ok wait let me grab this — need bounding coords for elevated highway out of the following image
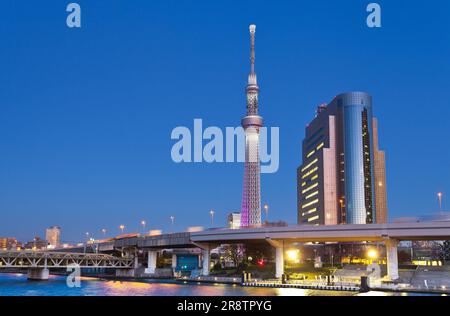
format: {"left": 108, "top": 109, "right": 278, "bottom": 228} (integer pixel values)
{"left": 190, "top": 222, "right": 450, "bottom": 243}
{"left": 56, "top": 222, "right": 450, "bottom": 281}
{"left": 190, "top": 222, "right": 450, "bottom": 280}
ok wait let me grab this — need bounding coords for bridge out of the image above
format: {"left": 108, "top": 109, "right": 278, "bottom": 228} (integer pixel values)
{"left": 50, "top": 221, "right": 450, "bottom": 282}
{"left": 189, "top": 221, "right": 450, "bottom": 280}
{"left": 0, "top": 251, "right": 135, "bottom": 280}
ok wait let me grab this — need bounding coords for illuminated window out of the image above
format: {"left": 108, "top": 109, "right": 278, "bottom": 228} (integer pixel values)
{"left": 301, "top": 167, "right": 318, "bottom": 179}
{"left": 316, "top": 142, "right": 324, "bottom": 150}
{"left": 301, "top": 158, "right": 318, "bottom": 173}
{"left": 311, "top": 174, "right": 319, "bottom": 181}
{"left": 308, "top": 215, "right": 319, "bottom": 222}
{"left": 301, "top": 182, "right": 307, "bottom": 187}
{"left": 301, "top": 198, "right": 319, "bottom": 209}
{"left": 302, "top": 183, "right": 318, "bottom": 194}
{"left": 306, "top": 149, "right": 315, "bottom": 158}
{"left": 305, "top": 190, "right": 319, "bottom": 200}
{"left": 301, "top": 208, "right": 317, "bottom": 216}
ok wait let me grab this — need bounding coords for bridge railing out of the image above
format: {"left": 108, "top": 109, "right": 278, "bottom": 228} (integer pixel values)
{"left": 0, "top": 251, "right": 134, "bottom": 269}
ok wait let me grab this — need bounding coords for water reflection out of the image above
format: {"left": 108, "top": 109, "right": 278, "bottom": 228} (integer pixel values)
{"left": 0, "top": 274, "right": 433, "bottom": 296}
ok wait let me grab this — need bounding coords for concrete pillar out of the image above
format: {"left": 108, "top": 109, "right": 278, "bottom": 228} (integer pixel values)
{"left": 115, "top": 269, "right": 136, "bottom": 278}
{"left": 275, "top": 246, "right": 284, "bottom": 279}
{"left": 266, "top": 238, "right": 284, "bottom": 279}
{"left": 385, "top": 239, "right": 399, "bottom": 281}
{"left": 171, "top": 254, "right": 177, "bottom": 269}
{"left": 145, "top": 250, "right": 157, "bottom": 274}
{"left": 201, "top": 245, "right": 210, "bottom": 276}
{"left": 27, "top": 268, "right": 49, "bottom": 280}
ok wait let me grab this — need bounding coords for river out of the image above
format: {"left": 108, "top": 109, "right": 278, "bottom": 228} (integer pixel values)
{"left": 0, "top": 273, "right": 434, "bottom": 296}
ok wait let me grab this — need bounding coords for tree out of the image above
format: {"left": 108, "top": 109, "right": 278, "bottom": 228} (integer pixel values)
{"left": 223, "top": 244, "right": 245, "bottom": 267}
{"left": 245, "top": 243, "right": 274, "bottom": 263}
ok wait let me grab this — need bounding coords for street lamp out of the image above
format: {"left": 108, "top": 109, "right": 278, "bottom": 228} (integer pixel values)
{"left": 210, "top": 210, "right": 215, "bottom": 226}
{"left": 339, "top": 198, "right": 345, "bottom": 219}
{"left": 367, "top": 248, "right": 378, "bottom": 263}
{"left": 84, "top": 232, "right": 90, "bottom": 254}
{"left": 286, "top": 249, "right": 300, "bottom": 263}
{"left": 438, "top": 192, "right": 443, "bottom": 213}
{"left": 141, "top": 220, "right": 146, "bottom": 234}
{"left": 170, "top": 216, "right": 175, "bottom": 232}
{"left": 119, "top": 225, "right": 125, "bottom": 234}
{"left": 101, "top": 228, "right": 107, "bottom": 238}
{"left": 263, "top": 204, "right": 269, "bottom": 223}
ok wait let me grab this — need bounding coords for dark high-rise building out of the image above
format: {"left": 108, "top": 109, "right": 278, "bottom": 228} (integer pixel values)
{"left": 297, "top": 92, "right": 388, "bottom": 225}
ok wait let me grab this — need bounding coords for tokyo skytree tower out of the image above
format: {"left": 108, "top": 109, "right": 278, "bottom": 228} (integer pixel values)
{"left": 240, "top": 24, "right": 263, "bottom": 228}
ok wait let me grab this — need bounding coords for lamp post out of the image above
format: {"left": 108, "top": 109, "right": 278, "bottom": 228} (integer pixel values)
{"left": 263, "top": 204, "right": 269, "bottom": 223}
{"left": 141, "top": 220, "right": 146, "bottom": 234}
{"left": 119, "top": 225, "right": 125, "bottom": 234}
{"left": 210, "top": 210, "right": 215, "bottom": 227}
{"left": 339, "top": 198, "right": 345, "bottom": 221}
{"left": 438, "top": 192, "right": 443, "bottom": 213}
{"left": 84, "top": 232, "right": 89, "bottom": 254}
{"left": 170, "top": 216, "right": 175, "bottom": 233}
{"left": 101, "top": 228, "right": 107, "bottom": 238}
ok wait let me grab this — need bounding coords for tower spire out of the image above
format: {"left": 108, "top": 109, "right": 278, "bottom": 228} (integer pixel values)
{"left": 248, "top": 24, "right": 257, "bottom": 87}
{"left": 249, "top": 24, "right": 256, "bottom": 74}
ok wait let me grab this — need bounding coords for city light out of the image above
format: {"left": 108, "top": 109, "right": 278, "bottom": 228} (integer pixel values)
{"left": 170, "top": 216, "right": 175, "bottom": 233}
{"left": 438, "top": 192, "right": 443, "bottom": 212}
{"left": 209, "top": 210, "right": 215, "bottom": 226}
{"left": 367, "top": 249, "right": 378, "bottom": 260}
{"left": 264, "top": 204, "right": 269, "bottom": 222}
{"left": 119, "top": 225, "right": 125, "bottom": 234}
{"left": 286, "top": 249, "right": 300, "bottom": 263}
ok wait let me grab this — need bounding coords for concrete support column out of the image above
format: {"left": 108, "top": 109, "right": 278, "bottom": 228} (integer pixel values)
{"left": 275, "top": 246, "right": 284, "bottom": 279}
{"left": 201, "top": 245, "right": 211, "bottom": 276}
{"left": 115, "top": 268, "right": 136, "bottom": 278}
{"left": 266, "top": 238, "right": 284, "bottom": 279}
{"left": 145, "top": 250, "right": 157, "bottom": 274}
{"left": 171, "top": 253, "right": 177, "bottom": 269}
{"left": 27, "top": 268, "right": 49, "bottom": 280}
{"left": 385, "top": 239, "right": 399, "bottom": 281}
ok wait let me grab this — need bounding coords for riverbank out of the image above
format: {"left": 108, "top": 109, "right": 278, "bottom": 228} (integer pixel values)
{"left": 1, "top": 271, "right": 447, "bottom": 296}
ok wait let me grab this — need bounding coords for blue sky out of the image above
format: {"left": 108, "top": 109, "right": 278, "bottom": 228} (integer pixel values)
{"left": 0, "top": 0, "right": 449, "bottom": 242}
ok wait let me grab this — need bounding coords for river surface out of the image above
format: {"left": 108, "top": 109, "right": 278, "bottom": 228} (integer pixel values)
{"left": 0, "top": 273, "right": 435, "bottom": 296}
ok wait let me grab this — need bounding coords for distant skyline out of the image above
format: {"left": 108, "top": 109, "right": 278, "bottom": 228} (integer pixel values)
{"left": 0, "top": 1, "right": 449, "bottom": 242}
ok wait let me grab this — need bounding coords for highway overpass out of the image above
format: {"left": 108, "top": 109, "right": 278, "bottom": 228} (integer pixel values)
{"left": 77, "top": 221, "right": 450, "bottom": 281}
{"left": 189, "top": 222, "right": 450, "bottom": 280}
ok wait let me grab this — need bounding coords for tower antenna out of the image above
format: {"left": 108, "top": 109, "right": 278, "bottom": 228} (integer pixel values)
{"left": 249, "top": 24, "right": 256, "bottom": 74}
